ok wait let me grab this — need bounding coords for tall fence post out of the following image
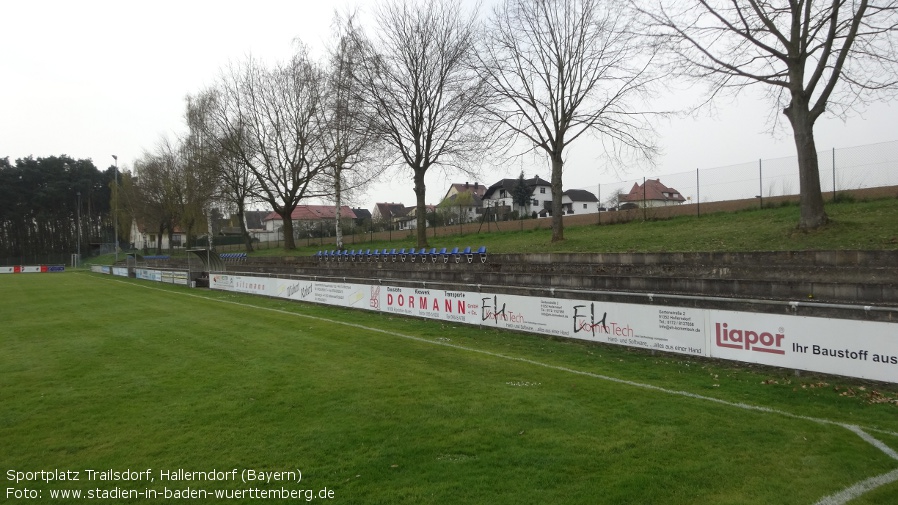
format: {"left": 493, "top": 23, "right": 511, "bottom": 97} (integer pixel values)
{"left": 758, "top": 159, "right": 763, "bottom": 209}
{"left": 642, "top": 177, "right": 647, "bottom": 221}
{"left": 832, "top": 147, "right": 836, "bottom": 200}
{"left": 696, "top": 168, "right": 700, "bottom": 217}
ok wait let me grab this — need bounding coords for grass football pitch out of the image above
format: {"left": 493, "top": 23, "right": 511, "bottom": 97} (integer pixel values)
{"left": 2, "top": 273, "right": 898, "bottom": 504}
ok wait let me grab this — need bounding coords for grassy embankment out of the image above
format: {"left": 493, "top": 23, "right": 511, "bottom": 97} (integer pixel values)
{"left": 87, "top": 197, "right": 898, "bottom": 266}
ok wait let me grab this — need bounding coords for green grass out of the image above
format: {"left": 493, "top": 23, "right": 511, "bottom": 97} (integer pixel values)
{"left": 85, "top": 197, "right": 898, "bottom": 266}
{"left": 280, "top": 197, "right": 898, "bottom": 255}
{"left": 2, "top": 273, "right": 898, "bottom": 504}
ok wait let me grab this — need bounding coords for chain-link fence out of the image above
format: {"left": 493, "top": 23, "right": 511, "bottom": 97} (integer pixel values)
{"left": 574, "top": 139, "right": 898, "bottom": 209}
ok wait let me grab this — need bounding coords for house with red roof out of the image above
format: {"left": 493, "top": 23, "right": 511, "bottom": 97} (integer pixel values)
{"left": 619, "top": 179, "right": 686, "bottom": 208}
{"left": 372, "top": 202, "right": 411, "bottom": 230}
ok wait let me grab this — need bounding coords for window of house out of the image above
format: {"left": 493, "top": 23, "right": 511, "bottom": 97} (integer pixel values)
{"left": 171, "top": 235, "right": 182, "bottom": 247}
{"left": 583, "top": 203, "right": 587, "bottom": 209}
{"left": 532, "top": 199, "right": 539, "bottom": 206}
{"left": 500, "top": 190, "right": 506, "bottom": 198}
{"left": 540, "top": 187, "right": 546, "bottom": 194}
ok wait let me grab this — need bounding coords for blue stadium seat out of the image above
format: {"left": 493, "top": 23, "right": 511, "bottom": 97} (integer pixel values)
{"left": 477, "top": 246, "right": 487, "bottom": 263}
{"left": 430, "top": 247, "right": 440, "bottom": 263}
{"left": 399, "top": 248, "right": 408, "bottom": 262}
{"left": 389, "top": 248, "right": 398, "bottom": 262}
{"left": 462, "top": 246, "right": 473, "bottom": 263}
{"left": 409, "top": 248, "right": 417, "bottom": 262}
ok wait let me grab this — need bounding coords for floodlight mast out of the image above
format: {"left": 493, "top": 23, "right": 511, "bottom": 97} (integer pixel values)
{"left": 76, "top": 191, "right": 81, "bottom": 267}
{"left": 112, "top": 155, "right": 118, "bottom": 263}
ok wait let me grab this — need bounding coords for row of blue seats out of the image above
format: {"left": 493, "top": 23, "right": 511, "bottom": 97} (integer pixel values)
{"left": 220, "top": 252, "right": 247, "bottom": 261}
{"left": 316, "top": 246, "right": 487, "bottom": 264}
{"left": 144, "top": 255, "right": 170, "bottom": 260}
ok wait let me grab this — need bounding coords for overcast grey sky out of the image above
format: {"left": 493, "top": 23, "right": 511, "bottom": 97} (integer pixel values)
{"left": 3, "top": 0, "right": 896, "bottom": 210}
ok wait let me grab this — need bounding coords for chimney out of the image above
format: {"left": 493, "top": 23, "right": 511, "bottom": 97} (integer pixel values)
{"left": 465, "top": 182, "right": 469, "bottom": 188}
{"left": 474, "top": 182, "right": 478, "bottom": 189}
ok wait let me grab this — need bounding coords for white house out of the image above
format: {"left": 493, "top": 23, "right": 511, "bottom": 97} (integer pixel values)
{"left": 129, "top": 219, "right": 187, "bottom": 252}
{"left": 397, "top": 205, "right": 436, "bottom": 230}
{"left": 439, "top": 182, "right": 486, "bottom": 223}
{"left": 261, "top": 205, "right": 358, "bottom": 240}
{"left": 482, "top": 176, "right": 553, "bottom": 218}
{"left": 562, "top": 189, "right": 600, "bottom": 215}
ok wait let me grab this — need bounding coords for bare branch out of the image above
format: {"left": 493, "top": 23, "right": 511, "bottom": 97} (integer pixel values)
{"left": 478, "top": 0, "right": 664, "bottom": 241}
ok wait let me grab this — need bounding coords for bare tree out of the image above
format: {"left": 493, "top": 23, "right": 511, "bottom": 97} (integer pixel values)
{"left": 208, "top": 49, "right": 332, "bottom": 250}
{"left": 354, "top": 0, "right": 490, "bottom": 247}
{"left": 478, "top": 0, "right": 662, "bottom": 242}
{"left": 319, "top": 12, "right": 385, "bottom": 249}
{"left": 188, "top": 89, "right": 261, "bottom": 252}
{"left": 637, "top": 0, "right": 898, "bottom": 230}
{"left": 129, "top": 143, "right": 179, "bottom": 252}
{"left": 180, "top": 98, "right": 221, "bottom": 248}
{"left": 217, "top": 147, "right": 261, "bottom": 252}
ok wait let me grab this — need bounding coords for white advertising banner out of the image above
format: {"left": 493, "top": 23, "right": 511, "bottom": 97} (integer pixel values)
{"left": 381, "top": 286, "right": 477, "bottom": 323}
{"left": 160, "top": 270, "right": 188, "bottom": 285}
{"left": 709, "top": 310, "right": 898, "bottom": 383}
{"left": 311, "top": 281, "right": 374, "bottom": 310}
{"left": 272, "top": 278, "right": 315, "bottom": 302}
{"left": 3, "top": 266, "right": 64, "bottom": 274}
{"left": 136, "top": 269, "right": 163, "bottom": 282}
{"left": 210, "top": 274, "right": 275, "bottom": 295}
{"left": 474, "top": 292, "right": 708, "bottom": 356}
{"left": 112, "top": 267, "right": 129, "bottom": 277}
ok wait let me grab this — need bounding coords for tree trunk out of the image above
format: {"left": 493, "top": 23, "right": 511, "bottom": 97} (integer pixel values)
{"left": 414, "top": 168, "right": 428, "bottom": 248}
{"left": 281, "top": 213, "right": 296, "bottom": 250}
{"left": 784, "top": 100, "right": 829, "bottom": 230}
{"left": 156, "top": 224, "right": 164, "bottom": 254}
{"left": 236, "top": 203, "right": 254, "bottom": 253}
{"left": 550, "top": 154, "right": 565, "bottom": 242}
{"left": 334, "top": 166, "right": 344, "bottom": 250}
